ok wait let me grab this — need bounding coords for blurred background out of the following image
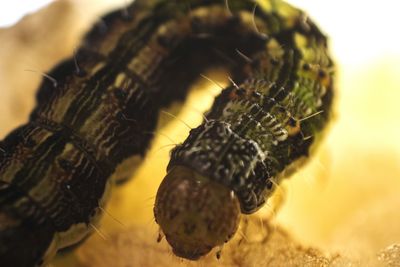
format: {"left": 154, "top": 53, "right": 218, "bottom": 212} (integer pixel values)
{"left": 0, "top": 0, "right": 399, "bottom": 266}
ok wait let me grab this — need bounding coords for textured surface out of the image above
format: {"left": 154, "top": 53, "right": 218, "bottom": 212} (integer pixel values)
{"left": 78, "top": 217, "right": 352, "bottom": 267}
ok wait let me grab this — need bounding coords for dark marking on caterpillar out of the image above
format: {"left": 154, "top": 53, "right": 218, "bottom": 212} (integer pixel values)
{"left": 0, "top": 0, "right": 334, "bottom": 266}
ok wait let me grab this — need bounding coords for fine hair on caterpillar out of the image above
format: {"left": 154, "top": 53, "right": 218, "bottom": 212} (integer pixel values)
{"left": 0, "top": 0, "right": 334, "bottom": 266}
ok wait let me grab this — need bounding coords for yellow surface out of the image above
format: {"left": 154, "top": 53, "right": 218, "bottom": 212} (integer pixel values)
{"left": 1, "top": 1, "right": 400, "bottom": 266}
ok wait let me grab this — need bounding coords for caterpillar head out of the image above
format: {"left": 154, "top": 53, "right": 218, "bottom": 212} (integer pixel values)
{"left": 154, "top": 165, "right": 241, "bottom": 260}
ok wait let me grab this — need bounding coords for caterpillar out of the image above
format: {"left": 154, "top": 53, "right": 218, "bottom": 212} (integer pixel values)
{"left": 0, "top": 0, "right": 334, "bottom": 266}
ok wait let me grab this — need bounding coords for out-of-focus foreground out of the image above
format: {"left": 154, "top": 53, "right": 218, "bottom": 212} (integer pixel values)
{"left": 0, "top": 1, "right": 399, "bottom": 266}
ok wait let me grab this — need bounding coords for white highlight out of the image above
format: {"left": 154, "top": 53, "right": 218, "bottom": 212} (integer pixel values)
{"left": 287, "top": 0, "right": 400, "bottom": 65}
{"left": 0, "top": 1, "right": 54, "bottom": 27}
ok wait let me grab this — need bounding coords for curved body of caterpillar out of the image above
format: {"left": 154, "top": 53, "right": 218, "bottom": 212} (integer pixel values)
{"left": 0, "top": 0, "right": 334, "bottom": 266}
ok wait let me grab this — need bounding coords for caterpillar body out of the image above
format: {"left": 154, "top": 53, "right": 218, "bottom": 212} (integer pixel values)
{"left": 0, "top": 0, "right": 334, "bottom": 266}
